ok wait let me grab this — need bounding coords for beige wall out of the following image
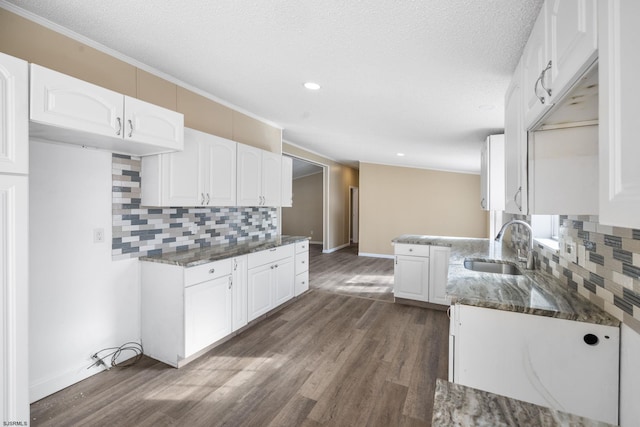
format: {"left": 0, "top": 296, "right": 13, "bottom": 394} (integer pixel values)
{"left": 0, "top": 8, "right": 281, "bottom": 153}
{"left": 359, "top": 163, "right": 488, "bottom": 256}
{"left": 283, "top": 143, "right": 359, "bottom": 251}
{"left": 282, "top": 173, "right": 323, "bottom": 242}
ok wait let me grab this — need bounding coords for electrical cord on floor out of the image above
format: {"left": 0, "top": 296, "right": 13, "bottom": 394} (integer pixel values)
{"left": 87, "top": 341, "right": 144, "bottom": 370}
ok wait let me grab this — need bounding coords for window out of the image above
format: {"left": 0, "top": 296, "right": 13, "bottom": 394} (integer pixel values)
{"left": 531, "top": 215, "right": 560, "bottom": 251}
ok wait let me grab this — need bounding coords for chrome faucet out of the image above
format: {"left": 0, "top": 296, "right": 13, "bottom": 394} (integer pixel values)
{"left": 495, "top": 219, "right": 535, "bottom": 270}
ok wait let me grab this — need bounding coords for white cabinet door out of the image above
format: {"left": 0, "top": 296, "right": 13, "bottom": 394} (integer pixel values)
{"left": 0, "top": 52, "right": 28, "bottom": 175}
{"left": 452, "top": 304, "right": 619, "bottom": 424}
{"left": 504, "top": 61, "right": 527, "bottom": 214}
{"left": 281, "top": 156, "right": 293, "bottom": 207}
{"left": 232, "top": 255, "right": 248, "bottom": 331}
{"left": 202, "top": 134, "right": 236, "bottom": 206}
{"left": 480, "top": 135, "right": 505, "bottom": 211}
{"left": 261, "top": 151, "right": 282, "bottom": 206}
{"left": 547, "top": 0, "right": 598, "bottom": 102}
{"left": 247, "top": 263, "right": 273, "bottom": 321}
{"left": 522, "top": 6, "right": 550, "bottom": 128}
{"left": 599, "top": 0, "right": 640, "bottom": 229}
{"left": 124, "top": 96, "right": 184, "bottom": 152}
{"left": 273, "top": 256, "right": 295, "bottom": 307}
{"left": 30, "top": 64, "right": 124, "bottom": 139}
{"left": 428, "top": 246, "right": 451, "bottom": 306}
{"left": 394, "top": 255, "right": 429, "bottom": 302}
{"left": 237, "top": 144, "right": 262, "bottom": 206}
{"left": 184, "top": 275, "right": 232, "bottom": 357}
{"left": 0, "top": 175, "right": 29, "bottom": 424}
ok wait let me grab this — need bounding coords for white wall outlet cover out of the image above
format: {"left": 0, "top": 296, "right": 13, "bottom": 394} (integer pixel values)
{"left": 93, "top": 228, "right": 105, "bottom": 243}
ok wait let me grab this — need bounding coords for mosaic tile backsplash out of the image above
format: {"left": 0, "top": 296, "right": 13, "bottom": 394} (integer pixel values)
{"left": 510, "top": 214, "right": 640, "bottom": 334}
{"left": 112, "top": 154, "right": 278, "bottom": 260}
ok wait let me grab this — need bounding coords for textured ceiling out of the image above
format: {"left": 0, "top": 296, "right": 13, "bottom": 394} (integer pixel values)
{"left": 4, "top": 0, "right": 543, "bottom": 173}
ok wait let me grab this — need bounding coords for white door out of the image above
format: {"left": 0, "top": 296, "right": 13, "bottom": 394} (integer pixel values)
{"left": 598, "top": 0, "right": 640, "bottom": 229}
{"left": 504, "top": 61, "right": 527, "bottom": 214}
{"left": 394, "top": 255, "right": 429, "bottom": 302}
{"left": 262, "top": 151, "right": 282, "bottom": 206}
{"left": 0, "top": 175, "right": 29, "bottom": 423}
{"left": 124, "top": 96, "right": 184, "bottom": 153}
{"left": 237, "top": 144, "right": 262, "bottom": 206}
{"left": 184, "top": 276, "right": 232, "bottom": 357}
{"left": 547, "top": 0, "right": 598, "bottom": 101}
{"left": 30, "top": 64, "right": 124, "bottom": 139}
{"left": 163, "top": 130, "right": 200, "bottom": 206}
{"left": 231, "top": 256, "right": 248, "bottom": 332}
{"left": 202, "top": 134, "right": 236, "bottom": 206}
{"left": 273, "top": 257, "right": 295, "bottom": 307}
{"left": 0, "top": 52, "right": 28, "bottom": 174}
{"left": 429, "top": 246, "right": 451, "bottom": 306}
{"left": 281, "top": 156, "right": 293, "bottom": 207}
{"left": 247, "top": 263, "right": 273, "bottom": 321}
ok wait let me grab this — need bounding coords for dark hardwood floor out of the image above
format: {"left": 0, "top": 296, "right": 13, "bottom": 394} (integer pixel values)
{"left": 31, "top": 246, "right": 449, "bottom": 427}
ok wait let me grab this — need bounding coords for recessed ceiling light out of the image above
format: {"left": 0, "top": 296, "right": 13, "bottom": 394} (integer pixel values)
{"left": 304, "top": 82, "right": 321, "bottom": 90}
{"left": 397, "top": 153, "right": 405, "bottom": 157}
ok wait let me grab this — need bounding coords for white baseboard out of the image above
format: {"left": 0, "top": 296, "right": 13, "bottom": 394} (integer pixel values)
{"left": 322, "top": 243, "right": 350, "bottom": 254}
{"left": 358, "top": 252, "right": 394, "bottom": 259}
{"left": 310, "top": 240, "right": 323, "bottom": 245}
{"left": 30, "top": 359, "right": 106, "bottom": 403}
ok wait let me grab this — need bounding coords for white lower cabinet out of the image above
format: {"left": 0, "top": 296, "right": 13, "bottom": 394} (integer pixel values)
{"left": 141, "top": 258, "right": 233, "bottom": 367}
{"left": 247, "top": 244, "right": 295, "bottom": 322}
{"left": 231, "top": 255, "right": 248, "bottom": 332}
{"left": 449, "top": 304, "right": 619, "bottom": 424}
{"left": 184, "top": 274, "right": 232, "bottom": 357}
{"left": 294, "top": 240, "right": 310, "bottom": 296}
{"left": 393, "top": 244, "right": 450, "bottom": 305}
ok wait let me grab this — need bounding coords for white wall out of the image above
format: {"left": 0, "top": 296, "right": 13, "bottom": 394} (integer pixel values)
{"left": 29, "top": 140, "right": 139, "bottom": 402}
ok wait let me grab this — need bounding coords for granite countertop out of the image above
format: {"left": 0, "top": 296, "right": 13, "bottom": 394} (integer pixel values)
{"left": 392, "top": 235, "right": 619, "bottom": 326}
{"left": 139, "top": 235, "right": 309, "bottom": 267}
{"left": 431, "top": 379, "right": 615, "bottom": 427}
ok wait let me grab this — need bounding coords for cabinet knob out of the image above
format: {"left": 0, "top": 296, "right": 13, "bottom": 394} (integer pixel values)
{"left": 209, "top": 268, "right": 215, "bottom": 274}
{"left": 301, "top": 261, "right": 305, "bottom": 264}
{"left": 409, "top": 248, "right": 413, "bottom": 252}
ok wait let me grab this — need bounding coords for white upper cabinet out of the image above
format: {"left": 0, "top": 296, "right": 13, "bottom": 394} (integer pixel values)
{"left": 30, "top": 64, "right": 183, "bottom": 156}
{"left": 281, "top": 156, "right": 293, "bottom": 208}
{"left": 504, "top": 61, "right": 528, "bottom": 215}
{"left": 0, "top": 52, "right": 28, "bottom": 175}
{"left": 480, "top": 135, "right": 505, "bottom": 211}
{"left": 141, "top": 128, "right": 236, "bottom": 207}
{"left": 237, "top": 143, "right": 281, "bottom": 207}
{"left": 599, "top": 0, "right": 640, "bottom": 229}
{"left": 523, "top": 0, "right": 598, "bottom": 129}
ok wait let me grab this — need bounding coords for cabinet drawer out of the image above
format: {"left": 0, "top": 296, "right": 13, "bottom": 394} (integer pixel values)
{"left": 248, "top": 244, "right": 295, "bottom": 269}
{"left": 184, "top": 259, "right": 233, "bottom": 287}
{"left": 295, "top": 240, "right": 309, "bottom": 253}
{"left": 295, "top": 271, "right": 309, "bottom": 296}
{"left": 394, "top": 244, "right": 430, "bottom": 257}
{"left": 295, "top": 252, "right": 309, "bottom": 275}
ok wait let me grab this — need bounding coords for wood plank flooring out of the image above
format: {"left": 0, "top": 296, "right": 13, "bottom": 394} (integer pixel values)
{"left": 30, "top": 246, "right": 449, "bottom": 427}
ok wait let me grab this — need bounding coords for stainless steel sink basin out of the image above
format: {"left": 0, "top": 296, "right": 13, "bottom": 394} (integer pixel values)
{"left": 463, "top": 259, "right": 522, "bottom": 275}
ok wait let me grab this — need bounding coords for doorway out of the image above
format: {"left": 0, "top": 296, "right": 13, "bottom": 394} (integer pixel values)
{"left": 350, "top": 186, "right": 359, "bottom": 244}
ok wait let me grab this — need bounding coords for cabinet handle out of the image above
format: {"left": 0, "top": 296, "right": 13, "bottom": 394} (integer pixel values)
{"left": 234, "top": 260, "right": 237, "bottom": 271}
{"left": 514, "top": 186, "right": 522, "bottom": 212}
{"left": 116, "top": 117, "right": 122, "bottom": 136}
{"left": 228, "top": 276, "right": 232, "bottom": 289}
{"left": 206, "top": 193, "right": 210, "bottom": 205}
{"left": 209, "top": 268, "right": 215, "bottom": 274}
{"left": 395, "top": 256, "right": 398, "bottom": 265}
{"left": 128, "top": 119, "right": 134, "bottom": 137}
{"left": 480, "top": 198, "right": 486, "bottom": 209}
{"left": 269, "top": 248, "right": 277, "bottom": 252}
{"left": 534, "top": 61, "right": 552, "bottom": 105}
{"left": 446, "top": 306, "right": 451, "bottom": 319}
{"left": 201, "top": 193, "right": 205, "bottom": 205}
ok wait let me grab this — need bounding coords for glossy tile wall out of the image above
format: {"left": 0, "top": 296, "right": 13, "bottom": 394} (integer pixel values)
{"left": 112, "top": 154, "right": 278, "bottom": 260}
{"left": 510, "top": 214, "right": 640, "bottom": 334}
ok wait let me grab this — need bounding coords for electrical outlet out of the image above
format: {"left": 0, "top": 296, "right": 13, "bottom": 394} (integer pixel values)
{"left": 189, "top": 224, "right": 199, "bottom": 235}
{"left": 565, "top": 242, "right": 577, "bottom": 263}
{"left": 93, "top": 228, "right": 104, "bottom": 243}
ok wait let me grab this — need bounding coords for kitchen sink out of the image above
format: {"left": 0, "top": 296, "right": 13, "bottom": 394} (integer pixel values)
{"left": 463, "top": 259, "right": 522, "bottom": 275}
